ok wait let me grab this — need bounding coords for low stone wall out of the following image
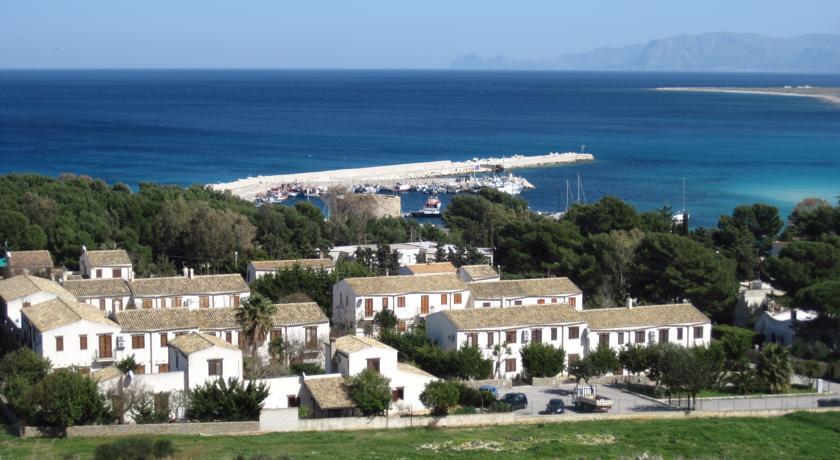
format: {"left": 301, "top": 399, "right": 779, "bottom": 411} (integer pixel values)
{"left": 267, "top": 412, "right": 515, "bottom": 433}
{"left": 531, "top": 377, "right": 572, "bottom": 386}
{"left": 459, "top": 379, "right": 512, "bottom": 390}
{"left": 19, "top": 421, "right": 261, "bottom": 439}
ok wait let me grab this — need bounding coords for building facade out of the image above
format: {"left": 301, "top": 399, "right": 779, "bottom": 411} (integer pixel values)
{"left": 80, "top": 249, "right": 134, "bottom": 280}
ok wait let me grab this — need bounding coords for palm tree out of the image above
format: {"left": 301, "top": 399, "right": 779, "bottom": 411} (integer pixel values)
{"left": 236, "top": 293, "right": 277, "bottom": 358}
{"left": 758, "top": 343, "right": 792, "bottom": 394}
{"left": 268, "top": 337, "right": 286, "bottom": 365}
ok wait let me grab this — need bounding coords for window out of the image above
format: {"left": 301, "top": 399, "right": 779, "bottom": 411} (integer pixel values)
{"left": 134, "top": 364, "right": 145, "bottom": 374}
{"left": 132, "top": 335, "right": 145, "bottom": 349}
{"left": 487, "top": 332, "right": 494, "bottom": 346}
{"left": 618, "top": 332, "right": 625, "bottom": 345}
{"left": 569, "top": 327, "right": 580, "bottom": 339}
{"left": 142, "top": 299, "right": 152, "bottom": 309}
{"left": 160, "top": 333, "right": 168, "bottom": 347}
{"left": 567, "top": 353, "right": 580, "bottom": 365}
{"left": 599, "top": 333, "right": 609, "bottom": 347}
{"left": 232, "top": 295, "right": 241, "bottom": 307}
{"left": 287, "top": 395, "right": 301, "bottom": 407}
{"left": 551, "top": 328, "right": 558, "bottom": 341}
{"left": 79, "top": 334, "right": 88, "bottom": 350}
{"left": 305, "top": 327, "right": 318, "bottom": 349}
{"left": 173, "top": 297, "right": 182, "bottom": 308}
{"left": 226, "top": 331, "right": 233, "bottom": 343}
{"left": 659, "top": 329, "right": 669, "bottom": 343}
{"left": 112, "top": 268, "right": 121, "bottom": 278}
{"left": 635, "top": 331, "right": 646, "bottom": 343}
{"left": 399, "top": 320, "right": 407, "bottom": 332}
{"left": 200, "top": 296, "right": 210, "bottom": 309}
{"left": 238, "top": 332, "right": 246, "bottom": 349}
{"left": 99, "top": 298, "right": 106, "bottom": 311}
{"left": 693, "top": 326, "right": 704, "bottom": 339}
{"left": 505, "top": 330, "right": 517, "bottom": 344}
{"left": 551, "top": 297, "right": 558, "bottom": 304}
{"left": 677, "top": 328, "right": 684, "bottom": 340}
{"left": 270, "top": 329, "right": 282, "bottom": 341}
{"left": 157, "top": 364, "right": 169, "bottom": 373}
{"left": 114, "top": 298, "right": 122, "bottom": 310}
{"left": 367, "top": 358, "right": 380, "bottom": 373}
{"left": 55, "top": 336, "right": 64, "bottom": 351}
{"left": 441, "top": 294, "right": 448, "bottom": 305}
{"left": 99, "top": 334, "right": 113, "bottom": 358}
{"left": 382, "top": 297, "right": 389, "bottom": 309}
{"left": 364, "top": 298, "right": 374, "bottom": 317}
{"left": 483, "top": 302, "right": 491, "bottom": 307}
{"left": 208, "top": 359, "right": 223, "bottom": 376}
{"left": 454, "top": 293, "right": 462, "bottom": 304}
{"left": 420, "top": 295, "right": 429, "bottom": 314}
{"left": 505, "top": 358, "right": 516, "bottom": 372}
{"left": 175, "top": 331, "right": 186, "bottom": 337}
{"left": 95, "top": 269, "right": 103, "bottom": 278}
{"left": 391, "top": 387, "right": 405, "bottom": 402}
{"left": 397, "top": 296, "right": 406, "bottom": 308}
{"left": 467, "top": 333, "right": 478, "bottom": 347}
{"left": 514, "top": 300, "right": 523, "bottom": 306}
{"left": 532, "top": 329, "right": 542, "bottom": 344}
{"left": 537, "top": 298, "right": 545, "bottom": 305}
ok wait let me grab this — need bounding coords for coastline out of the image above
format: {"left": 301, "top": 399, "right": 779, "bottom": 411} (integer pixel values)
{"left": 211, "top": 152, "right": 594, "bottom": 200}
{"left": 654, "top": 87, "right": 840, "bottom": 105}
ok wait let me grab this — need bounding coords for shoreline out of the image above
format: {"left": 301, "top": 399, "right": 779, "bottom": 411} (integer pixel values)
{"left": 654, "top": 87, "right": 840, "bottom": 105}
{"left": 211, "top": 152, "right": 594, "bottom": 200}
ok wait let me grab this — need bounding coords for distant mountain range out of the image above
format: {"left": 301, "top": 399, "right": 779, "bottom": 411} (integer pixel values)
{"left": 450, "top": 33, "right": 840, "bottom": 72}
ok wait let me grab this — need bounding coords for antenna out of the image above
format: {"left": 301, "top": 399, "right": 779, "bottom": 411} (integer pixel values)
{"left": 681, "top": 177, "right": 687, "bottom": 211}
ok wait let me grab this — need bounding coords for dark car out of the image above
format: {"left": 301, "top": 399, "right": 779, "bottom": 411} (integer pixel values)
{"left": 545, "top": 398, "right": 566, "bottom": 414}
{"left": 502, "top": 392, "right": 528, "bottom": 411}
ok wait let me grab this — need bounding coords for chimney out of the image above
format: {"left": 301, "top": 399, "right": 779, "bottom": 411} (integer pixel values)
{"left": 182, "top": 266, "right": 189, "bottom": 278}
{"left": 189, "top": 268, "right": 194, "bottom": 279}
{"left": 81, "top": 245, "right": 87, "bottom": 253}
{"left": 627, "top": 297, "right": 634, "bottom": 308}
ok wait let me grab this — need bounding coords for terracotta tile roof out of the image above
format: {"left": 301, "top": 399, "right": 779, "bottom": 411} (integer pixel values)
{"left": 459, "top": 264, "right": 499, "bottom": 280}
{"left": 92, "top": 365, "right": 124, "bottom": 383}
{"left": 334, "top": 335, "right": 395, "bottom": 354}
{"left": 129, "top": 274, "right": 248, "bottom": 297}
{"left": 6, "top": 250, "right": 53, "bottom": 269}
{"left": 63, "top": 278, "right": 131, "bottom": 298}
{"left": 343, "top": 274, "right": 466, "bottom": 295}
{"left": 168, "top": 332, "right": 240, "bottom": 355}
{"left": 468, "top": 277, "right": 581, "bottom": 299}
{"left": 581, "top": 303, "right": 711, "bottom": 330}
{"left": 0, "top": 274, "right": 74, "bottom": 301}
{"left": 84, "top": 250, "right": 132, "bottom": 267}
{"left": 397, "top": 362, "right": 436, "bottom": 378}
{"left": 250, "top": 259, "right": 335, "bottom": 272}
{"left": 404, "top": 262, "right": 457, "bottom": 275}
{"left": 440, "top": 304, "right": 583, "bottom": 330}
{"left": 304, "top": 376, "right": 355, "bottom": 410}
{"left": 22, "top": 297, "right": 119, "bottom": 332}
{"left": 115, "top": 303, "right": 328, "bottom": 333}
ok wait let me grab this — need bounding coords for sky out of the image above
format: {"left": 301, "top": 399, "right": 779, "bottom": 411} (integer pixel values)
{"left": 2, "top": 0, "right": 839, "bottom": 69}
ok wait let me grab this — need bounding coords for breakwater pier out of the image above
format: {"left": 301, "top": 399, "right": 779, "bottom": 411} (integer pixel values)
{"left": 211, "top": 152, "right": 594, "bottom": 200}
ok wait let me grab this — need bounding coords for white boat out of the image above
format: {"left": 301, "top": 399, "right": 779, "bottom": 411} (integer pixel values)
{"left": 411, "top": 196, "right": 442, "bottom": 217}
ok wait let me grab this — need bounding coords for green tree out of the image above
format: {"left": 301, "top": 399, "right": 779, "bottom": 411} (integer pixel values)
{"left": 758, "top": 343, "right": 792, "bottom": 394}
{"left": 373, "top": 308, "right": 398, "bottom": 332}
{"left": 236, "top": 293, "right": 277, "bottom": 358}
{"left": 27, "top": 370, "right": 109, "bottom": 427}
{"left": 419, "top": 380, "right": 460, "bottom": 416}
{"left": 588, "top": 344, "right": 620, "bottom": 376}
{"left": 618, "top": 343, "right": 650, "bottom": 376}
{"left": 520, "top": 343, "right": 566, "bottom": 378}
{"left": 0, "top": 348, "right": 51, "bottom": 418}
{"left": 115, "top": 355, "right": 138, "bottom": 374}
{"left": 795, "top": 280, "right": 840, "bottom": 317}
{"left": 0, "top": 209, "right": 47, "bottom": 249}
{"left": 289, "top": 362, "right": 325, "bottom": 376}
{"left": 767, "top": 241, "right": 840, "bottom": 297}
{"left": 267, "top": 337, "right": 286, "bottom": 364}
{"left": 714, "top": 325, "right": 756, "bottom": 371}
{"left": 785, "top": 198, "right": 838, "bottom": 240}
{"left": 455, "top": 345, "right": 492, "bottom": 380}
{"left": 565, "top": 196, "right": 641, "bottom": 236}
{"left": 187, "top": 377, "right": 269, "bottom": 421}
{"left": 346, "top": 369, "right": 392, "bottom": 416}
{"left": 569, "top": 357, "right": 596, "bottom": 384}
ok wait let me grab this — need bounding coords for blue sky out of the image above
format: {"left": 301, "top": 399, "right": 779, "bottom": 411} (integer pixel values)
{"left": 2, "top": 0, "right": 839, "bottom": 68}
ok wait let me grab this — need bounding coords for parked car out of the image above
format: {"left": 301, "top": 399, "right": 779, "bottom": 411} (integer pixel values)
{"left": 502, "top": 392, "right": 528, "bottom": 411}
{"left": 544, "top": 398, "right": 566, "bottom": 414}
{"left": 478, "top": 384, "right": 499, "bottom": 399}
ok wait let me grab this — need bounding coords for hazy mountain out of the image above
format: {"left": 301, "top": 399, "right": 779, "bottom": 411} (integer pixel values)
{"left": 450, "top": 33, "right": 840, "bottom": 72}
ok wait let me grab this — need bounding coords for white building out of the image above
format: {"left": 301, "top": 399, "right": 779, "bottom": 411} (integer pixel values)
{"left": 329, "top": 242, "right": 436, "bottom": 267}
{"left": 20, "top": 297, "right": 121, "bottom": 371}
{"left": 467, "top": 277, "right": 583, "bottom": 310}
{"left": 399, "top": 261, "right": 457, "bottom": 276}
{"left": 128, "top": 272, "right": 249, "bottom": 309}
{"left": 734, "top": 280, "right": 785, "bottom": 326}
{"left": 0, "top": 274, "right": 75, "bottom": 331}
{"left": 80, "top": 249, "right": 134, "bottom": 280}
{"left": 579, "top": 303, "right": 713, "bottom": 355}
{"left": 168, "top": 332, "right": 243, "bottom": 389}
{"left": 755, "top": 309, "right": 817, "bottom": 346}
{"left": 62, "top": 278, "right": 132, "bottom": 315}
{"left": 425, "top": 304, "right": 586, "bottom": 378}
{"left": 457, "top": 264, "right": 500, "bottom": 283}
{"left": 247, "top": 259, "right": 336, "bottom": 284}
{"left": 2, "top": 250, "right": 54, "bottom": 278}
{"left": 332, "top": 274, "right": 470, "bottom": 332}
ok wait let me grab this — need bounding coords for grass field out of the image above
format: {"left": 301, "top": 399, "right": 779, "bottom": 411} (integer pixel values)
{"left": 2, "top": 411, "right": 839, "bottom": 459}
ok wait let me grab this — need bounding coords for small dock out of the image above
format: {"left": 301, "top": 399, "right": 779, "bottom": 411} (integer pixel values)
{"left": 211, "top": 152, "right": 594, "bottom": 200}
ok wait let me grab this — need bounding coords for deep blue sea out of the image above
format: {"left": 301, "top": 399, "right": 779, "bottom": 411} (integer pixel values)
{"left": 2, "top": 70, "right": 839, "bottom": 228}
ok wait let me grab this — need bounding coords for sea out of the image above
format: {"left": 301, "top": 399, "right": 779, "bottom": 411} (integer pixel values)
{"left": 2, "top": 69, "right": 840, "bottom": 228}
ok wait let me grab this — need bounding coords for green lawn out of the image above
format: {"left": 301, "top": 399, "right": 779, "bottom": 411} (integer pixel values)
{"left": 694, "top": 386, "right": 816, "bottom": 399}
{"left": 1, "top": 411, "right": 839, "bottom": 459}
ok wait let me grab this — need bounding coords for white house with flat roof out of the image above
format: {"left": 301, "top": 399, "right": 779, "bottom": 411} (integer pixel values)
{"left": 20, "top": 297, "right": 121, "bottom": 371}
{"left": 247, "top": 259, "right": 335, "bottom": 284}
{"left": 332, "top": 274, "right": 470, "bottom": 332}
{"left": 62, "top": 278, "right": 132, "bottom": 315}
{"left": 467, "top": 277, "right": 583, "bottom": 310}
{"left": 80, "top": 248, "right": 134, "bottom": 280}
{"left": 168, "top": 332, "right": 243, "bottom": 389}
{"left": 399, "top": 262, "right": 457, "bottom": 276}
{"left": 128, "top": 271, "right": 249, "bottom": 309}
{"left": 755, "top": 308, "right": 817, "bottom": 346}
{"left": 425, "top": 304, "right": 586, "bottom": 379}
{"left": 0, "top": 274, "right": 75, "bottom": 331}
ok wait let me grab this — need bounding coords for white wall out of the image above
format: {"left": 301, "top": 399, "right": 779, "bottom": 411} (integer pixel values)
{"left": 24, "top": 318, "right": 121, "bottom": 370}
{"left": 169, "top": 345, "right": 243, "bottom": 389}
{"left": 135, "top": 371, "right": 187, "bottom": 394}
{"left": 4, "top": 291, "right": 60, "bottom": 330}
{"left": 81, "top": 257, "right": 133, "bottom": 281}
{"left": 390, "top": 368, "right": 436, "bottom": 414}
{"left": 468, "top": 293, "right": 583, "bottom": 310}
{"left": 583, "top": 323, "right": 712, "bottom": 353}
{"left": 254, "top": 376, "right": 305, "bottom": 409}
{"left": 119, "top": 328, "right": 200, "bottom": 374}
{"left": 132, "top": 292, "right": 249, "bottom": 310}
{"left": 79, "top": 295, "right": 132, "bottom": 316}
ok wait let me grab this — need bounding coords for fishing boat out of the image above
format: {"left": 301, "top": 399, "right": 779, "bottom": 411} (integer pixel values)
{"left": 411, "top": 196, "right": 442, "bottom": 217}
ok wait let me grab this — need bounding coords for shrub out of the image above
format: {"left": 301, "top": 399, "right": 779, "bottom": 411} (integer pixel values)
{"left": 131, "top": 393, "right": 170, "bottom": 424}
{"left": 588, "top": 344, "right": 620, "bottom": 375}
{"left": 115, "top": 355, "right": 139, "bottom": 374}
{"left": 346, "top": 369, "right": 392, "bottom": 416}
{"left": 714, "top": 325, "right": 756, "bottom": 370}
{"left": 520, "top": 343, "right": 565, "bottom": 378}
{"left": 451, "top": 405, "right": 477, "bottom": 415}
{"left": 456, "top": 384, "right": 495, "bottom": 408}
{"left": 569, "top": 357, "right": 596, "bottom": 383}
{"left": 94, "top": 437, "right": 175, "bottom": 460}
{"left": 795, "top": 359, "right": 823, "bottom": 387}
{"left": 488, "top": 401, "right": 512, "bottom": 413}
{"left": 758, "top": 344, "right": 792, "bottom": 394}
{"left": 27, "top": 370, "right": 109, "bottom": 427}
{"left": 289, "top": 362, "right": 325, "bottom": 376}
{"left": 618, "top": 343, "right": 650, "bottom": 376}
{"left": 420, "top": 380, "right": 460, "bottom": 416}
{"left": 0, "top": 348, "right": 51, "bottom": 418}
{"left": 455, "top": 345, "right": 493, "bottom": 380}
{"left": 187, "top": 378, "right": 269, "bottom": 421}
{"left": 373, "top": 308, "right": 398, "bottom": 331}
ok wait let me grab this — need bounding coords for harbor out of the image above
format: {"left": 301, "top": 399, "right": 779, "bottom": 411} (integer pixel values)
{"left": 211, "top": 152, "right": 594, "bottom": 201}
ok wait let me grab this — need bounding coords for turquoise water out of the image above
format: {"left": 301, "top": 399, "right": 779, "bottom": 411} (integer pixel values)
{"left": 1, "top": 70, "right": 839, "bottom": 227}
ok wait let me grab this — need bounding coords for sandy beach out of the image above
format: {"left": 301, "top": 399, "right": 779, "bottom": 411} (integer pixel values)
{"left": 655, "top": 87, "right": 840, "bottom": 105}
{"left": 211, "top": 152, "right": 594, "bottom": 200}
